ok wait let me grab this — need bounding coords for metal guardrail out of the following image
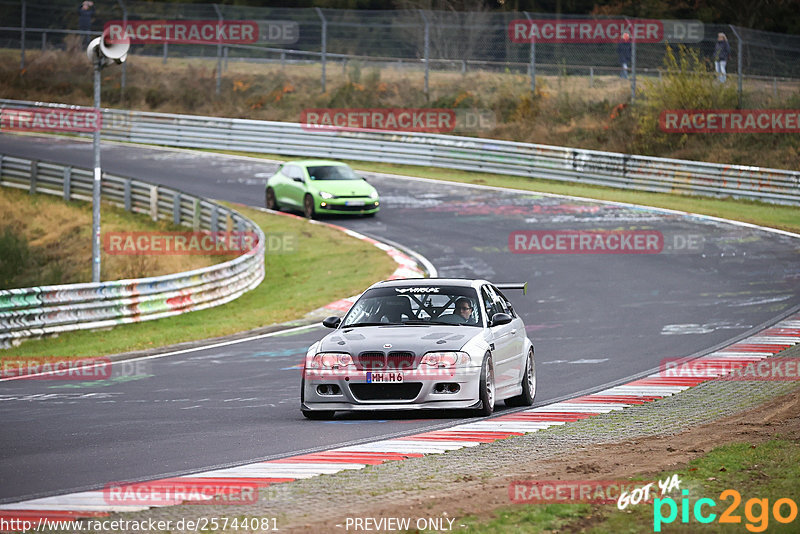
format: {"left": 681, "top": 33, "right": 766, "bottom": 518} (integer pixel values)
{"left": 3, "top": 99, "right": 796, "bottom": 205}
{"left": 0, "top": 152, "right": 266, "bottom": 349}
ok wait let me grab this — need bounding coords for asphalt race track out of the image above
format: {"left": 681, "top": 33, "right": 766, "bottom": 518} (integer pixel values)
{"left": 1, "top": 134, "right": 799, "bottom": 503}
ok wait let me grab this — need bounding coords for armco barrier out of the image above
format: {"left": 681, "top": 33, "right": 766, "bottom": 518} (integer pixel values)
{"left": 0, "top": 153, "right": 266, "bottom": 349}
{"left": 2, "top": 99, "right": 798, "bottom": 205}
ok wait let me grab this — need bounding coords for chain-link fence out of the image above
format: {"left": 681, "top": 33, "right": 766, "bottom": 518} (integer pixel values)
{"left": 2, "top": 0, "right": 799, "bottom": 101}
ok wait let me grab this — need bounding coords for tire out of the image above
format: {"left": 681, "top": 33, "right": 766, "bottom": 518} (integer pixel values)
{"left": 265, "top": 187, "right": 278, "bottom": 210}
{"left": 303, "top": 194, "right": 316, "bottom": 219}
{"left": 506, "top": 349, "right": 536, "bottom": 407}
{"left": 302, "top": 409, "right": 335, "bottom": 420}
{"left": 475, "top": 354, "right": 495, "bottom": 416}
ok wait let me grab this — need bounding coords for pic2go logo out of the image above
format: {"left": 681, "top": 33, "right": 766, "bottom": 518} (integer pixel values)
{"left": 654, "top": 489, "right": 798, "bottom": 532}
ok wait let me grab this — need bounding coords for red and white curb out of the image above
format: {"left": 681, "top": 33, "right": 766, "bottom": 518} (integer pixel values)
{"left": 2, "top": 314, "right": 797, "bottom": 523}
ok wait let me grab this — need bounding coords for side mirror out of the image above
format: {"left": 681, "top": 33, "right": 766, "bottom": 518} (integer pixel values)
{"left": 490, "top": 312, "right": 513, "bottom": 327}
{"left": 322, "top": 316, "right": 341, "bottom": 329}
{"left": 292, "top": 177, "right": 304, "bottom": 183}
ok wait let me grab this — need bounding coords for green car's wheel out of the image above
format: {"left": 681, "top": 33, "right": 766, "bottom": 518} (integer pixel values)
{"left": 265, "top": 187, "right": 278, "bottom": 210}
{"left": 304, "top": 194, "right": 316, "bottom": 219}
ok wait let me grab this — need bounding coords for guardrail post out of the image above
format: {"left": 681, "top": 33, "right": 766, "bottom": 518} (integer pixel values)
{"left": 173, "top": 192, "right": 181, "bottom": 225}
{"left": 123, "top": 178, "right": 132, "bottom": 211}
{"left": 192, "top": 198, "right": 201, "bottom": 231}
{"left": 149, "top": 185, "right": 158, "bottom": 221}
{"left": 589, "top": 66, "right": 593, "bottom": 88}
{"left": 63, "top": 166, "right": 72, "bottom": 201}
{"left": 211, "top": 205, "right": 219, "bottom": 233}
{"left": 29, "top": 160, "right": 37, "bottom": 194}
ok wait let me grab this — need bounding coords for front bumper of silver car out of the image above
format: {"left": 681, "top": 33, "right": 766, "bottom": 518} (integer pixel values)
{"left": 301, "top": 366, "right": 483, "bottom": 412}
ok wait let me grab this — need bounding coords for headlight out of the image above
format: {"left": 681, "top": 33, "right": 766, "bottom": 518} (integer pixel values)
{"left": 309, "top": 352, "right": 353, "bottom": 369}
{"left": 420, "top": 351, "right": 471, "bottom": 368}
{"left": 319, "top": 191, "right": 335, "bottom": 199}
{"left": 369, "top": 190, "right": 379, "bottom": 199}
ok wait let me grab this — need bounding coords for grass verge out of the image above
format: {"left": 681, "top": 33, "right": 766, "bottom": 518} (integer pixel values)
{"left": 210, "top": 149, "right": 800, "bottom": 235}
{"left": 0, "top": 186, "right": 225, "bottom": 288}
{"left": 1, "top": 204, "right": 397, "bottom": 360}
{"left": 451, "top": 438, "right": 800, "bottom": 533}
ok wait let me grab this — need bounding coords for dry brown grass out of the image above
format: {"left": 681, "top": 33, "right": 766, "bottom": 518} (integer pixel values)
{"left": 0, "top": 186, "right": 227, "bottom": 288}
{"left": 1, "top": 46, "right": 798, "bottom": 169}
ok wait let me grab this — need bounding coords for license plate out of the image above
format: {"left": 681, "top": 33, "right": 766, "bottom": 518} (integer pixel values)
{"left": 345, "top": 200, "right": 366, "bottom": 206}
{"left": 366, "top": 371, "right": 403, "bottom": 383}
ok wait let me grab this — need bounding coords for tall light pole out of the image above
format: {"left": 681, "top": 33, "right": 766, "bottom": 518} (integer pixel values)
{"left": 86, "top": 32, "right": 129, "bottom": 282}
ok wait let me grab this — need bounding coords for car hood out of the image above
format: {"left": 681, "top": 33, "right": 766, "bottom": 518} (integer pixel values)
{"left": 310, "top": 180, "right": 376, "bottom": 197}
{"left": 319, "top": 325, "right": 477, "bottom": 355}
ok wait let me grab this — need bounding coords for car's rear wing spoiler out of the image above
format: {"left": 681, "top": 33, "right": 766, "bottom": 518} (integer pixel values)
{"left": 496, "top": 282, "right": 528, "bottom": 295}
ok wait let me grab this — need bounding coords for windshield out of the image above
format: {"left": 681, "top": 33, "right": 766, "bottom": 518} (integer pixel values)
{"left": 307, "top": 165, "right": 360, "bottom": 181}
{"left": 341, "top": 285, "right": 482, "bottom": 327}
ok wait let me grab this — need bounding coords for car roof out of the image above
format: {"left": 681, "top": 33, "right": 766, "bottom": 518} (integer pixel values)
{"left": 369, "top": 278, "right": 488, "bottom": 290}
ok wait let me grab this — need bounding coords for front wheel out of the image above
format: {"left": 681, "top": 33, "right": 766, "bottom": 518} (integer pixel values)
{"left": 265, "top": 187, "right": 278, "bottom": 210}
{"left": 506, "top": 349, "right": 536, "bottom": 407}
{"left": 475, "top": 354, "right": 495, "bottom": 416}
{"left": 303, "top": 194, "right": 316, "bottom": 219}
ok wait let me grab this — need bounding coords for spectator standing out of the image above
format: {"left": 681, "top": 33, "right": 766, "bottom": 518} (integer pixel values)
{"left": 79, "top": 1, "right": 95, "bottom": 46}
{"left": 617, "top": 32, "right": 632, "bottom": 79}
{"left": 714, "top": 32, "right": 730, "bottom": 82}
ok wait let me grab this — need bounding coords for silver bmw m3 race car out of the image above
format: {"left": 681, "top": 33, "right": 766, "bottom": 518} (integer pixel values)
{"left": 301, "top": 278, "right": 535, "bottom": 419}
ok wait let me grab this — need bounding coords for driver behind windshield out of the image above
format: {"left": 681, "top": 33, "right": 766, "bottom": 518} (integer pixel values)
{"left": 454, "top": 297, "right": 476, "bottom": 323}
